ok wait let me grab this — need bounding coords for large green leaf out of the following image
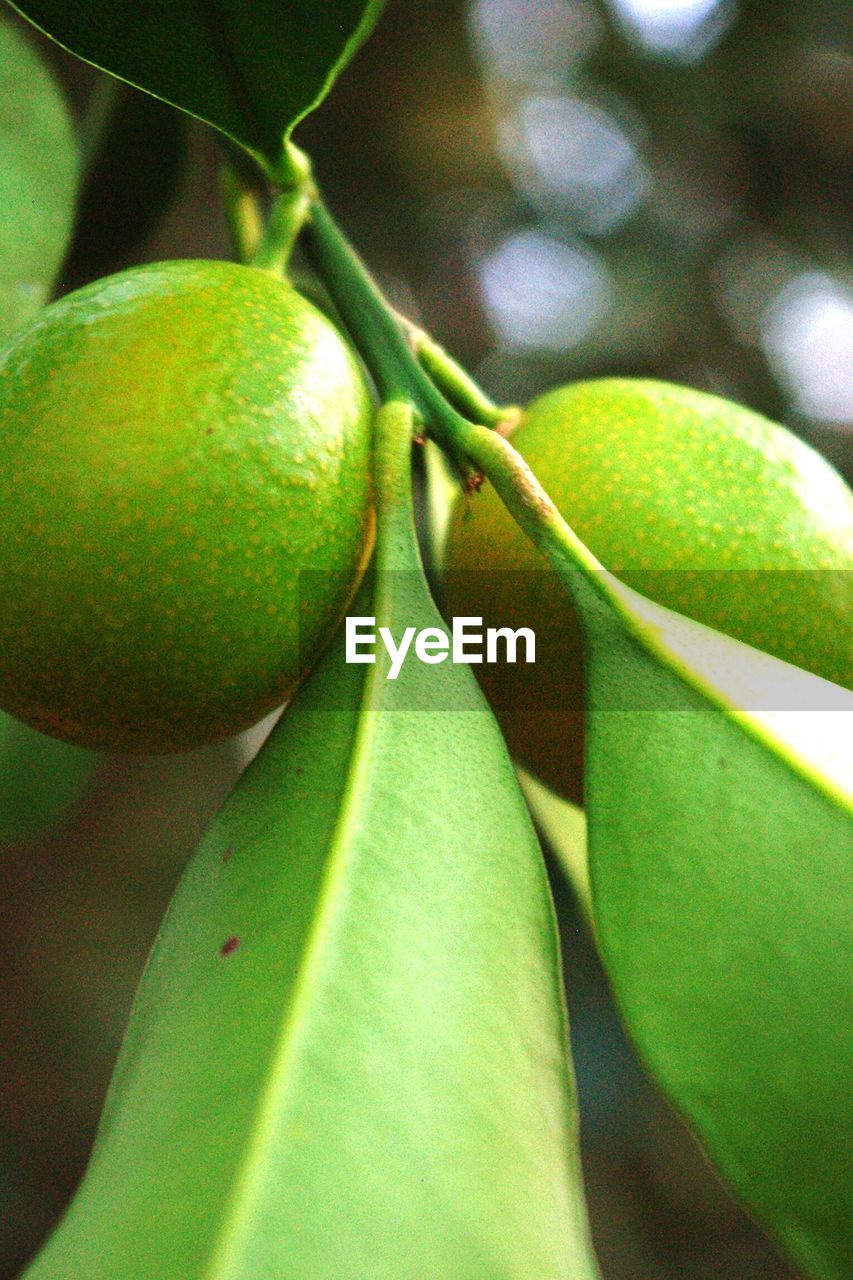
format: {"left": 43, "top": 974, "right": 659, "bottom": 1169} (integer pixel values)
{"left": 0, "top": 17, "right": 77, "bottom": 342}
{"left": 8, "top": 0, "right": 387, "bottom": 179}
{"left": 24, "top": 402, "right": 599, "bottom": 1280}
{"left": 544, "top": 532, "right": 852, "bottom": 1278}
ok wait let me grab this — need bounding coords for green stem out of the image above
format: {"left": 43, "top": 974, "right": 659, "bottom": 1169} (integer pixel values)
{"left": 299, "top": 188, "right": 604, "bottom": 597}
{"left": 398, "top": 315, "right": 519, "bottom": 430}
{"left": 234, "top": 141, "right": 315, "bottom": 277}
{"left": 450, "top": 418, "right": 607, "bottom": 599}
{"left": 251, "top": 187, "right": 313, "bottom": 276}
{"left": 297, "top": 177, "right": 637, "bottom": 674}
{"left": 302, "top": 198, "right": 425, "bottom": 404}
{"left": 373, "top": 400, "right": 422, "bottom": 577}
{"left": 302, "top": 193, "right": 476, "bottom": 479}
{"left": 297, "top": 179, "right": 645, "bottom": 664}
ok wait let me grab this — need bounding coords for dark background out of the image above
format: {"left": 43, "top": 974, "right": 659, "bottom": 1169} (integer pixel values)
{"left": 2, "top": 0, "right": 850, "bottom": 1275}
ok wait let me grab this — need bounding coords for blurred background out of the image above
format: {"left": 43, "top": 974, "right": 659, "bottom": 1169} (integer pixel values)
{"left": 2, "top": 0, "right": 850, "bottom": 1275}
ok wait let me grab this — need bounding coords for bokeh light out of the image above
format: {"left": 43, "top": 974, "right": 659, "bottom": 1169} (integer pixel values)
{"left": 607, "top": 0, "right": 736, "bottom": 60}
{"left": 762, "top": 273, "right": 853, "bottom": 427}
{"left": 469, "top": 0, "right": 602, "bottom": 83}
{"left": 498, "top": 94, "right": 647, "bottom": 232}
{"left": 479, "top": 227, "right": 612, "bottom": 349}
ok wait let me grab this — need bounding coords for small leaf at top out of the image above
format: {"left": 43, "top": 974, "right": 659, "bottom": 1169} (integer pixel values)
{"left": 8, "top": 0, "right": 388, "bottom": 179}
{"left": 22, "top": 403, "right": 600, "bottom": 1280}
{"left": 0, "top": 16, "right": 78, "bottom": 342}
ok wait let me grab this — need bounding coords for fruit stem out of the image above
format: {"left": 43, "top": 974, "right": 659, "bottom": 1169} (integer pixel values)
{"left": 301, "top": 186, "right": 609, "bottom": 602}
{"left": 449, "top": 417, "right": 612, "bottom": 607}
{"left": 245, "top": 141, "right": 316, "bottom": 276}
{"left": 373, "top": 400, "right": 422, "bottom": 576}
{"left": 303, "top": 196, "right": 433, "bottom": 406}
{"left": 251, "top": 187, "right": 313, "bottom": 276}
{"left": 302, "top": 192, "right": 480, "bottom": 484}
{"left": 397, "top": 314, "right": 519, "bottom": 431}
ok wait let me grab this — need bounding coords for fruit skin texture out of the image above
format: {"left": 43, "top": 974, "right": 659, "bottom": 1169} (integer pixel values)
{"left": 443, "top": 378, "right": 853, "bottom": 802}
{"left": 0, "top": 260, "right": 374, "bottom": 753}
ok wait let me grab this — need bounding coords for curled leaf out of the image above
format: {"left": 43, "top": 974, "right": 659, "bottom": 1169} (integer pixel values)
{"left": 559, "top": 554, "right": 852, "bottom": 1280}
{"left": 9, "top": 0, "right": 387, "bottom": 179}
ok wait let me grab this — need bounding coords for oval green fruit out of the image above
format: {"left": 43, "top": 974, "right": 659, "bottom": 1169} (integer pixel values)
{"left": 0, "top": 260, "right": 374, "bottom": 752}
{"left": 443, "top": 378, "right": 853, "bottom": 802}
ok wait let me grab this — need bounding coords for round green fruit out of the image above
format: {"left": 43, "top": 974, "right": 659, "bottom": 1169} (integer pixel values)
{"left": 443, "top": 378, "right": 853, "bottom": 802}
{"left": 0, "top": 260, "right": 374, "bottom": 752}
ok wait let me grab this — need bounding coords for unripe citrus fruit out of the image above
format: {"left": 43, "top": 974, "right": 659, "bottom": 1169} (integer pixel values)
{"left": 0, "top": 260, "right": 374, "bottom": 752}
{"left": 443, "top": 378, "right": 853, "bottom": 802}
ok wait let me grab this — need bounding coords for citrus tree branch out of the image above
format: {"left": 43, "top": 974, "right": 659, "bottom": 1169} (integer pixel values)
{"left": 396, "top": 313, "right": 519, "bottom": 430}
{"left": 300, "top": 187, "right": 605, "bottom": 598}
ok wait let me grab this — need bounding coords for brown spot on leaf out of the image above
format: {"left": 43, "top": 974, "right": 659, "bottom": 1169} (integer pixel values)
{"left": 220, "top": 935, "right": 240, "bottom": 957}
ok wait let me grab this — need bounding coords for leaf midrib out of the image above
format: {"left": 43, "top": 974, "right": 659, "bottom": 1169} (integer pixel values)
{"left": 201, "top": 633, "right": 384, "bottom": 1279}
{"left": 202, "top": 412, "right": 410, "bottom": 1278}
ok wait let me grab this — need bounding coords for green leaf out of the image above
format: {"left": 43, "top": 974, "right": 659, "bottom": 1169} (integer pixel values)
{"left": 8, "top": 0, "right": 387, "bottom": 179}
{"left": 0, "top": 16, "right": 78, "bottom": 342}
{"left": 552, "top": 546, "right": 852, "bottom": 1279}
{"left": 24, "top": 403, "right": 600, "bottom": 1280}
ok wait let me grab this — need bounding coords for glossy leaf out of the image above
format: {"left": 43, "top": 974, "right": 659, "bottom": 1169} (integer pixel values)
{"left": 547, "top": 538, "right": 852, "bottom": 1279}
{"left": 9, "top": 0, "right": 387, "bottom": 179}
{"left": 0, "top": 17, "right": 77, "bottom": 342}
{"left": 24, "top": 403, "right": 600, "bottom": 1280}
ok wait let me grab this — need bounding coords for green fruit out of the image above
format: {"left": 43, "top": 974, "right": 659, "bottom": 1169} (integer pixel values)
{"left": 444, "top": 378, "right": 853, "bottom": 802}
{"left": 0, "top": 260, "right": 374, "bottom": 752}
